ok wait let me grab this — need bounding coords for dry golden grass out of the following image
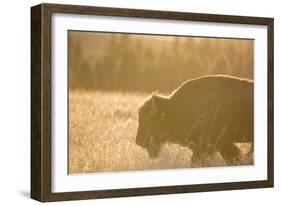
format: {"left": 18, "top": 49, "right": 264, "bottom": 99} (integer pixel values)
{"left": 69, "top": 91, "right": 253, "bottom": 174}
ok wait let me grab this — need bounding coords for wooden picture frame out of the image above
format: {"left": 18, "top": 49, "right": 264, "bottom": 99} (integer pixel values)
{"left": 31, "top": 3, "right": 274, "bottom": 202}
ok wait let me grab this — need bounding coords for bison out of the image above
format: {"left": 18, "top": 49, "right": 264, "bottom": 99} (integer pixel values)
{"left": 136, "top": 75, "right": 254, "bottom": 165}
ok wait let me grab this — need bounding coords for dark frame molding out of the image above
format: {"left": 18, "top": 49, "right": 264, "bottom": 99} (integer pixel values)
{"left": 31, "top": 3, "right": 274, "bottom": 202}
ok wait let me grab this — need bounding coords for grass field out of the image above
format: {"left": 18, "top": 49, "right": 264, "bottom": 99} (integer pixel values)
{"left": 69, "top": 91, "right": 253, "bottom": 174}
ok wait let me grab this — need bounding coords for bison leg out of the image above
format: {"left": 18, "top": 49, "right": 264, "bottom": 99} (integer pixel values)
{"left": 219, "top": 143, "right": 241, "bottom": 165}
{"left": 191, "top": 149, "right": 204, "bottom": 163}
{"left": 245, "top": 143, "right": 254, "bottom": 163}
{"left": 191, "top": 146, "right": 213, "bottom": 165}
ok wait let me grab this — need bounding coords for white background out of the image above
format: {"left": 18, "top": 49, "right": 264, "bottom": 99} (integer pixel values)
{"left": 0, "top": 0, "right": 279, "bottom": 205}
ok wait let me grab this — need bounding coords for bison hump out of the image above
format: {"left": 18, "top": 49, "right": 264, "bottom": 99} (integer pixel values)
{"left": 171, "top": 75, "right": 253, "bottom": 102}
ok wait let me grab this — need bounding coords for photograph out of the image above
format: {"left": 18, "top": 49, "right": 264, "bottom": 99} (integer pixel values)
{"left": 68, "top": 31, "right": 254, "bottom": 174}
{"left": 31, "top": 3, "right": 273, "bottom": 201}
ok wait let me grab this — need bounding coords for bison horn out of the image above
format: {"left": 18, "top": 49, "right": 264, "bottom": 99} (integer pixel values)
{"left": 150, "top": 96, "right": 158, "bottom": 115}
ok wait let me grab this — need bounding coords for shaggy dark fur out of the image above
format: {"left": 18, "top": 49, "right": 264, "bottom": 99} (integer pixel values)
{"left": 136, "top": 75, "right": 254, "bottom": 165}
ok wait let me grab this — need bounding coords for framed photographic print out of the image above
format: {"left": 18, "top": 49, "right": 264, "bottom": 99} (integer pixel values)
{"left": 31, "top": 3, "right": 274, "bottom": 202}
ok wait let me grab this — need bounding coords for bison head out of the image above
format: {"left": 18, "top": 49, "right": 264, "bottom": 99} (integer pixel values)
{"left": 136, "top": 95, "right": 168, "bottom": 158}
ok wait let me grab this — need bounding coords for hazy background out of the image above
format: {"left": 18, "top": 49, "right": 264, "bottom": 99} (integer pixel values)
{"left": 68, "top": 31, "right": 254, "bottom": 174}
{"left": 69, "top": 31, "right": 253, "bottom": 92}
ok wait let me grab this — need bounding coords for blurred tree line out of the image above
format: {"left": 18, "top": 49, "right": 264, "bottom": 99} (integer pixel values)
{"left": 69, "top": 32, "right": 253, "bottom": 93}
